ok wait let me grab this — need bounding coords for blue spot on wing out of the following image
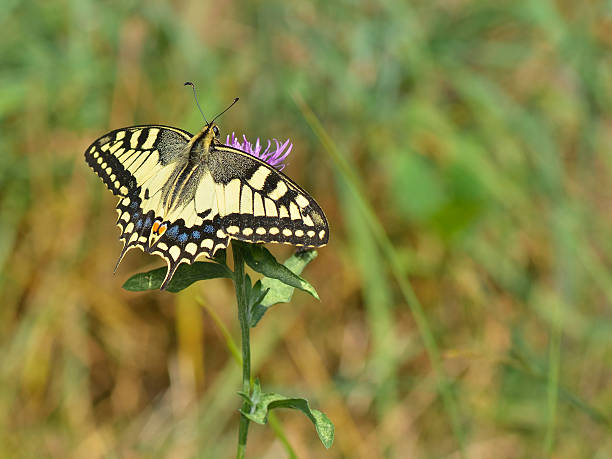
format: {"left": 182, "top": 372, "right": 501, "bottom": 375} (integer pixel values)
{"left": 130, "top": 201, "right": 139, "bottom": 209}
{"left": 135, "top": 219, "right": 143, "bottom": 230}
{"left": 178, "top": 233, "right": 188, "bottom": 243}
{"left": 203, "top": 225, "right": 214, "bottom": 233}
{"left": 192, "top": 230, "right": 201, "bottom": 239}
{"left": 144, "top": 216, "right": 152, "bottom": 229}
{"left": 166, "top": 225, "right": 180, "bottom": 238}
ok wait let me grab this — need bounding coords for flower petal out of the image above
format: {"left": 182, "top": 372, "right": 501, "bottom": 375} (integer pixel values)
{"left": 224, "top": 132, "right": 292, "bottom": 170}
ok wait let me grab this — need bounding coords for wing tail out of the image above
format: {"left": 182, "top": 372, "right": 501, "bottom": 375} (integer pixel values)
{"left": 160, "top": 260, "right": 185, "bottom": 290}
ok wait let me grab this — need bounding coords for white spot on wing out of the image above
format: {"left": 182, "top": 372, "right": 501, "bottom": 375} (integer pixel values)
{"left": 269, "top": 180, "right": 288, "bottom": 200}
{"left": 141, "top": 128, "right": 159, "bottom": 149}
{"left": 248, "top": 166, "right": 271, "bottom": 190}
{"left": 295, "top": 194, "right": 310, "bottom": 208}
{"left": 302, "top": 214, "right": 314, "bottom": 226}
{"left": 289, "top": 202, "right": 301, "bottom": 220}
{"left": 169, "top": 245, "right": 181, "bottom": 260}
{"left": 185, "top": 242, "right": 198, "bottom": 255}
{"left": 130, "top": 129, "right": 142, "bottom": 149}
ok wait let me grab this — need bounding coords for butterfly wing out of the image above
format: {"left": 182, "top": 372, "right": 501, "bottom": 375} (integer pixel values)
{"left": 85, "top": 125, "right": 195, "bottom": 267}
{"left": 207, "top": 144, "right": 329, "bottom": 248}
{"left": 85, "top": 125, "right": 192, "bottom": 196}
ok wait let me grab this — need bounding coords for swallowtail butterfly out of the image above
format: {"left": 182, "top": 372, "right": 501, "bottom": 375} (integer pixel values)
{"left": 85, "top": 105, "right": 328, "bottom": 289}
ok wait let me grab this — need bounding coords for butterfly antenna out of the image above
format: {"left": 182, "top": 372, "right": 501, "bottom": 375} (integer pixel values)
{"left": 184, "top": 81, "right": 209, "bottom": 124}
{"left": 212, "top": 97, "right": 239, "bottom": 123}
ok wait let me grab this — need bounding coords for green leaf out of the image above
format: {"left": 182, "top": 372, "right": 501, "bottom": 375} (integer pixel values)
{"left": 212, "top": 248, "right": 227, "bottom": 265}
{"left": 122, "top": 261, "right": 232, "bottom": 293}
{"left": 236, "top": 241, "right": 319, "bottom": 300}
{"left": 240, "top": 380, "right": 334, "bottom": 449}
{"left": 249, "top": 250, "right": 319, "bottom": 327}
{"left": 245, "top": 278, "right": 270, "bottom": 326}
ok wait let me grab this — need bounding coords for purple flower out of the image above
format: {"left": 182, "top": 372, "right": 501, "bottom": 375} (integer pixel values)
{"left": 225, "top": 132, "right": 292, "bottom": 170}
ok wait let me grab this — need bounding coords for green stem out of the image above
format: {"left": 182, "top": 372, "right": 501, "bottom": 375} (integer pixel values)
{"left": 232, "top": 241, "right": 251, "bottom": 459}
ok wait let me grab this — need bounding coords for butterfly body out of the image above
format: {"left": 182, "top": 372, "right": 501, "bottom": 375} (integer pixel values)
{"left": 85, "top": 123, "right": 328, "bottom": 289}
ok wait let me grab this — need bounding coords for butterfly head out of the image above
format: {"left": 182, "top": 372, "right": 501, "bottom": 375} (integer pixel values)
{"left": 200, "top": 122, "right": 221, "bottom": 148}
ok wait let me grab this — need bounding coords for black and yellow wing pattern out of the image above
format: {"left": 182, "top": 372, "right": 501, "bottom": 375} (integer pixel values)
{"left": 85, "top": 123, "right": 328, "bottom": 289}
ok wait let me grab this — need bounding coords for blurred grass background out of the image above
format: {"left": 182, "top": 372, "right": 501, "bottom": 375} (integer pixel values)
{"left": 2, "top": 0, "right": 612, "bottom": 457}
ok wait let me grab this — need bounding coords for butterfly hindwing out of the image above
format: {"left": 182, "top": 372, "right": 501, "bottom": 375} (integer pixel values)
{"left": 208, "top": 145, "right": 329, "bottom": 248}
{"left": 111, "top": 183, "right": 229, "bottom": 289}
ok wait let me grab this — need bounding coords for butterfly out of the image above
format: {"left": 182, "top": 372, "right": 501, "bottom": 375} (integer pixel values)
{"left": 84, "top": 107, "right": 329, "bottom": 290}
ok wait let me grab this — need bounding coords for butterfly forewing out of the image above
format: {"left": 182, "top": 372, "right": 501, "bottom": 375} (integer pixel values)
{"left": 85, "top": 125, "right": 192, "bottom": 196}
